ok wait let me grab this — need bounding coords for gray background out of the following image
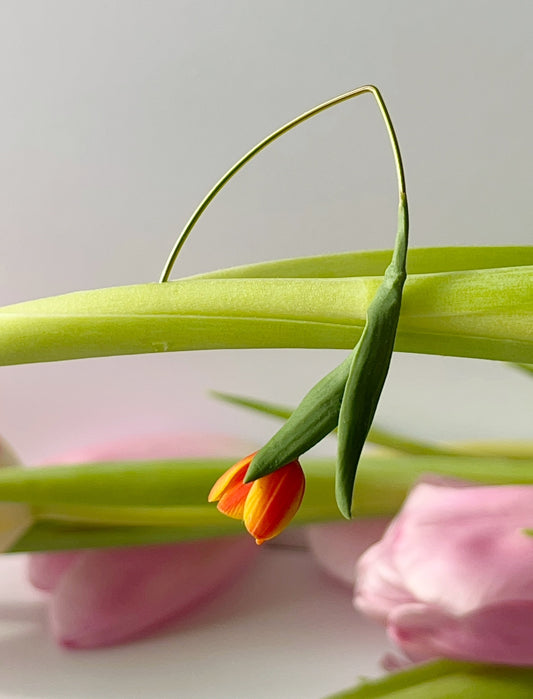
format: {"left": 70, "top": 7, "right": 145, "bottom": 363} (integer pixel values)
{"left": 0, "top": 1, "right": 531, "bottom": 462}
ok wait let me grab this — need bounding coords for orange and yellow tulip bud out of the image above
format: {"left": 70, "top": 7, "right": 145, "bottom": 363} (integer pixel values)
{"left": 208, "top": 452, "right": 305, "bottom": 545}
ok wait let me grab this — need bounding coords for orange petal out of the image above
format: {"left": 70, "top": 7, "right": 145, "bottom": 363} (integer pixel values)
{"left": 208, "top": 452, "right": 256, "bottom": 502}
{"left": 243, "top": 460, "right": 305, "bottom": 545}
{"left": 217, "top": 481, "right": 253, "bottom": 519}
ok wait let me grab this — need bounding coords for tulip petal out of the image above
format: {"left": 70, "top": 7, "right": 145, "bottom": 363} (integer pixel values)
{"left": 28, "top": 552, "right": 80, "bottom": 591}
{"left": 51, "top": 536, "right": 256, "bottom": 649}
{"left": 355, "top": 479, "right": 533, "bottom": 668}
{"left": 216, "top": 480, "right": 253, "bottom": 519}
{"left": 390, "top": 484, "right": 533, "bottom": 614}
{"left": 389, "top": 600, "right": 533, "bottom": 666}
{"left": 355, "top": 517, "right": 417, "bottom": 622}
{"left": 244, "top": 461, "right": 305, "bottom": 544}
{"left": 307, "top": 518, "right": 390, "bottom": 586}
{"left": 208, "top": 454, "right": 253, "bottom": 503}
{"left": 28, "top": 434, "right": 255, "bottom": 648}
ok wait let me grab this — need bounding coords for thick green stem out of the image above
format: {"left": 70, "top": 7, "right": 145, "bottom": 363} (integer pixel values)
{"left": 0, "top": 265, "right": 531, "bottom": 366}
{"left": 6, "top": 451, "right": 533, "bottom": 552}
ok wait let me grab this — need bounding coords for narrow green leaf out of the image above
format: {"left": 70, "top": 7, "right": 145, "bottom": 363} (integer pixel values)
{"left": 245, "top": 356, "right": 352, "bottom": 480}
{"left": 211, "top": 391, "right": 293, "bottom": 421}
{"left": 365, "top": 426, "right": 458, "bottom": 456}
{"left": 192, "top": 245, "right": 533, "bottom": 280}
{"left": 247, "top": 195, "right": 409, "bottom": 501}
{"left": 326, "top": 660, "right": 533, "bottom": 698}
{"left": 212, "top": 390, "right": 457, "bottom": 456}
{"left": 336, "top": 195, "right": 408, "bottom": 517}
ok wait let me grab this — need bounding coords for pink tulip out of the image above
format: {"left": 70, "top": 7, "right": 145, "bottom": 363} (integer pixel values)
{"left": 28, "top": 434, "right": 257, "bottom": 649}
{"left": 355, "top": 480, "right": 533, "bottom": 666}
{"left": 307, "top": 518, "right": 390, "bottom": 586}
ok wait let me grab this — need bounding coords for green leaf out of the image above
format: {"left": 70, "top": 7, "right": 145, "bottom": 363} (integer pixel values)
{"left": 193, "top": 245, "right": 533, "bottom": 279}
{"left": 212, "top": 390, "right": 456, "bottom": 456}
{"left": 336, "top": 195, "right": 407, "bottom": 517}
{"left": 245, "top": 355, "right": 352, "bottom": 480}
{"left": 326, "top": 659, "right": 533, "bottom": 698}
{"left": 247, "top": 194, "right": 410, "bottom": 508}
{"left": 211, "top": 391, "right": 293, "bottom": 421}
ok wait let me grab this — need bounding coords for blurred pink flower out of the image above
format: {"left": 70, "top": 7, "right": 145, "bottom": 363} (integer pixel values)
{"left": 355, "top": 480, "right": 533, "bottom": 666}
{"left": 28, "top": 434, "right": 257, "bottom": 649}
{"left": 307, "top": 518, "right": 390, "bottom": 586}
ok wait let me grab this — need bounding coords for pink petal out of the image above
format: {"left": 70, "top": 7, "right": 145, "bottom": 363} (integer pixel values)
{"left": 51, "top": 536, "right": 256, "bottom": 649}
{"left": 354, "top": 480, "right": 533, "bottom": 667}
{"left": 388, "top": 600, "right": 533, "bottom": 666}
{"left": 390, "top": 484, "right": 533, "bottom": 614}
{"left": 47, "top": 432, "right": 251, "bottom": 465}
{"left": 28, "top": 433, "right": 257, "bottom": 649}
{"left": 307, "top": 518, "right": 390, "bottom": 586}
{"left": 355, "top": 518, "right": 417, "bottom": 622}
{"left": 0, "top": 438, "right": 21, "bottom": 467}
{"left": 381, "top": 652, "right": 413, "bottom": 673}
{"left": 28, "top": 552, "right": 81, "bottom": 591}
{"left": 29, "top": 433, "right": 251, "bottom": 592}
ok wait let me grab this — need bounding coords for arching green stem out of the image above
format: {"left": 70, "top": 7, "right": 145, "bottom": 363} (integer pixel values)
{"left": 159, "top": 85, "right": 405, "bottom": 282}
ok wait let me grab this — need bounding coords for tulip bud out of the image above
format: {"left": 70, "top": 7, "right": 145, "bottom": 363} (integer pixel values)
{"left": 209, "top": 453, "right": 305, "bottom": 544}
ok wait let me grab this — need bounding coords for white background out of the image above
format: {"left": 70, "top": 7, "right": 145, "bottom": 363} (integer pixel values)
{"left": 0, "top": 2, "right": 532, "bottom": 697}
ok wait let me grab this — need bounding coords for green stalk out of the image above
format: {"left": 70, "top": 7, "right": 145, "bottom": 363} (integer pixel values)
{"left": 327, "top": 659, "right": 533, "bottom": 698}
{"left": 0, "top": 264, "right": 531, "bottom": 366}
{"left": 3, "top": 455, "right": 533, "bottom": 509}
{"left": 5, "top": 452, "right": 533, "bottom": 552}
{"left": 13, "top": 521, "right": 244, "bottom": 553}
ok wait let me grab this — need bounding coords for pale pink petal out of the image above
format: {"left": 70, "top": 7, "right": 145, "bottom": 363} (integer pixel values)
{"left": 355, "top": 479, "right": 533, "bottom": 668}
{"left": 307, "top": 518, "right": 390, "bottom": 586}
{"left": 381, "top": 652, "right": 413, "bottom": 673}
{"left": 28, "top": 433, "right": 257, "bottom": 649}
{"left": 385, "top": 603, "right": 450, "bottom": 664}
{"left": 29, "top": 433, "right": 250, "bottom": 592}
{"left": 28, "top": 552, "right": 81, "bottom": 591}
{"left": 355, "top": 518, "right": 417, "bottom": 622}
{"left": 389, "top": 600, "right": 533, "bottom": 666}
{"left": 390, "top": 484, "right": 533, "bottom": 614}
{"left": 0, "top": 438, "right": 21, "bottom": 467}
{"left": 46, "top": 432, "right": 250, "bottom": 465}
{"left": 51, "top": 536, "right": 256, "bottom": 649}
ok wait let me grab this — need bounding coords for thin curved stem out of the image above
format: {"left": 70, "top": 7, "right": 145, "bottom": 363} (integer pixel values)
{"left": 159, "top": 85, "right": 406, "bottom": 282}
